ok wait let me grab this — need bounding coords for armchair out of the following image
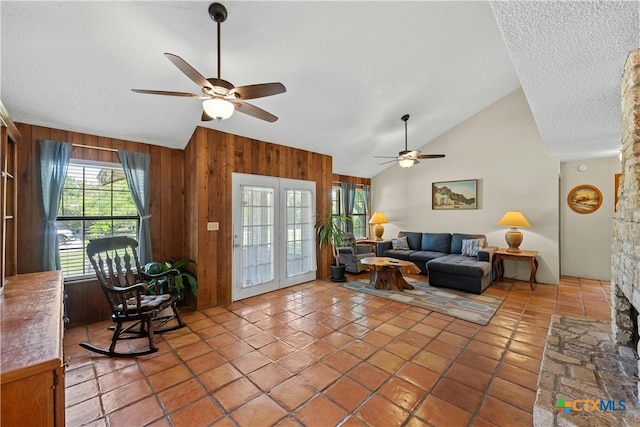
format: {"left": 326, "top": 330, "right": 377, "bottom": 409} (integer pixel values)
{"left": 338, "top": 233, "right": 376, "bottom": 273}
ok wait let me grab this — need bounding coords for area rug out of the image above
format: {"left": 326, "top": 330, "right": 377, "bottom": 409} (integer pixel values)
{"left": 344, "top": 278, "right": 504, "bottom": 325}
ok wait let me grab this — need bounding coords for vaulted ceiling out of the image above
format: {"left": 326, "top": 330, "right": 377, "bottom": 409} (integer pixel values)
{"left": 1, "top": 1, "right": 637, "bottom": 178}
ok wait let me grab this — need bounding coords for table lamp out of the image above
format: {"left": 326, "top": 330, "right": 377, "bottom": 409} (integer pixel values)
{"left": 369, "top": 212, "right": 389, "bottom": 241}
{"left": 497, "top": 211, "right": 531, "bottom": 252}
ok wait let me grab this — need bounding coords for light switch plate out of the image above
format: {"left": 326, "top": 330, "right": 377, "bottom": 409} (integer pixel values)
{"left": 207, "top": 222, "right": 219, "bottom": 231}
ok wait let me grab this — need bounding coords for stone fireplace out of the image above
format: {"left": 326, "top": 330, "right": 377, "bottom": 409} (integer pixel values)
{"left": 612, "top": 48, "right": 640, "bottom": 388}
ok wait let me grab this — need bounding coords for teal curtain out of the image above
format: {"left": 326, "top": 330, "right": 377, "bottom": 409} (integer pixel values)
{"left": 362, "top": 184, "right": 370, "bottom": 216}
{"left": 118, "top": 150, "right": 153, "bottom": 264}
{"left": 39, "top": 140, "right": 72, "bottom": 271}
{"left": 340, "top": 182, "right": 356, "bottom": 233}
{"left": 362, "top": 184, "right": 371, "bottom": 236}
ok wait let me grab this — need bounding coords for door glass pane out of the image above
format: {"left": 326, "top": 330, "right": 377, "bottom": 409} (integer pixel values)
{"left": 286, "top": 189, "right": 313, "bottom": 277}
{"left": 241, "top": 186, "right": 274, "bottom": 287}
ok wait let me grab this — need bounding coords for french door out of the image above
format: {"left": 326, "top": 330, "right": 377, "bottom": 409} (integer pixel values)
{"left": 232, "top": 173, "right": 316, "bottom": 300}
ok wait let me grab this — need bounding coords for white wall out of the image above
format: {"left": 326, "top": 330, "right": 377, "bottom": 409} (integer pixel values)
{"left": 560, "top": 158, "right": 621, "bottom": 280}
{"left": 371, "top": 88, "right": 560, "bottom": 284}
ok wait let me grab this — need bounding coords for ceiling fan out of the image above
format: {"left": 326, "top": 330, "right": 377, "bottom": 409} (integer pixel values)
{"left": 132, "top": 3, "right": 285, "bottom": 123}
{"left": 375, "top": 114, "right": 445, "bottom": 168}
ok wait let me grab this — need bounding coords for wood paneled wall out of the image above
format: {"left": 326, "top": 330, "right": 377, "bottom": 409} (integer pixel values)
{"left": 10, "top": 122, "right": 367, "bottom": 320}
{"left": 13, "top": 123, "right": 185, "bottom": 326}
{"left": 184, "top": 127, "right": 334, "bottom": 310}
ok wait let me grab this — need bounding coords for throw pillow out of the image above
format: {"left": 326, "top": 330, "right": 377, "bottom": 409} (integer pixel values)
{"left": 392, "top": 236, "right": 410, "bottom": 250}
{"left": 461, "top": 238, "right": 485, "bottom": 257}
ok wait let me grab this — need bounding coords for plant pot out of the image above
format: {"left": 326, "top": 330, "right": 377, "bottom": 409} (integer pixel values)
{"left": 330, "top": 263, "right": 347, "bottom": 282}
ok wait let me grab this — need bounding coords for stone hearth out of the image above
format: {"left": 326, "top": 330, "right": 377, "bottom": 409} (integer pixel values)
{"left": 534, "top": 316, "right": 639, "bottom": 427}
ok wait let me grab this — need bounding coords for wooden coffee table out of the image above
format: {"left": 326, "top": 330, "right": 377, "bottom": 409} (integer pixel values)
{"left": 359, "top": 257, "right": 421, "bottom": 291}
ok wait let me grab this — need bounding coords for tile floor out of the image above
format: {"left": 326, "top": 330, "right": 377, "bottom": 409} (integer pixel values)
{"left": 64, "top": 274, "right": 612, "bottom": 427}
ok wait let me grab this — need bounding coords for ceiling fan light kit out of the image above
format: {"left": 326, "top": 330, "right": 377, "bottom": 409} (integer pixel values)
{"left": 398, "top": 158, "right": 415, "bottom": 168}
{"left": 132, "top": 3, "right": 286, "bottom": 123}
{"left": 375, "top": 114, "right": 445, "bottom": 168}
{"left": 203, "top": 98, "right": 234, "bottom": 120}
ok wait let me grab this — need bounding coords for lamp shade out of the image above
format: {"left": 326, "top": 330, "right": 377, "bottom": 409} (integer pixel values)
{"left": 369, "top": 212, "right": 389, "bottom": 224}
{"left": 497, "top": 211, "right": 531, "bottom": 228}
{"left": 203, "top": 98, "right": 235, "bottom": 120}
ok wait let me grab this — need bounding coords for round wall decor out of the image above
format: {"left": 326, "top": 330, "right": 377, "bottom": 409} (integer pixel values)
{"left": 567, "top": 184, "right": 602, "bottom": 214}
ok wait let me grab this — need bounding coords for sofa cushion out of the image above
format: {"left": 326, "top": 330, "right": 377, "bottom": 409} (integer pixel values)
{"left": 398, "top": 232, "right": 422, "bottom": 250}
{"left": 409, "top": 250, "right": 449, "bottom": 264}
{"left": 421, "top": 233, "right": 452, "bottom": 253}
{"left": 382, "top": 249, "right": 415, "bottom": 261}
{"left": 461, "top": 238, "right": 485, "bottom": 257}
{"left": 450, "top": 233, "right": 487, "bottom": 255}
{"left": 427, "top": 254, "right": 492, "bottom": 278}
{"left": 391, "top": 236, "right": 410, "bottom": 250}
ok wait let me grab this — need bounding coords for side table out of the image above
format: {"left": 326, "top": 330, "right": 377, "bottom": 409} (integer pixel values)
{"left": 493, "top": 248, "right": 538, "bottom": 290}
{"left": 357, "top": 239, "right": 381, "bottom": 255}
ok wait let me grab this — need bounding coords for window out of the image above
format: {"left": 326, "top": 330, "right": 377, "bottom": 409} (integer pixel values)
{"left": 352, "top": 188, "right": 366, "bottom": 239}
{"left": 331, "top": 185, "right": 368, "bottom": 239}
{"left": 331, "top": 186, "right": 342, "bottom": 218}
{"left": 57, "top": 161, "right": 139, "bottom": 278}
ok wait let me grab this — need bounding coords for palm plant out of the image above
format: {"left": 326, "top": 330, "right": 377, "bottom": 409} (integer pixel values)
{"left": 315, "top": 213, "right": 351, "bottom": 266}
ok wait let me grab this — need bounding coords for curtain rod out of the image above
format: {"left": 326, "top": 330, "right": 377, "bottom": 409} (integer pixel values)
{"left": 72, "top": 143, "right": 118, "bottom": 152}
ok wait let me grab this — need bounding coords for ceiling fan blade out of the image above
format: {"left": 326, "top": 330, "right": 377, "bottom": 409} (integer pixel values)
{"left": 231, "top": 101, "right": 278, "bottom": 122}
{"left": 417, "top": 154, "right": 446, "bottom": 159}
{"left": 131, "top": 89, "right": 205, "bottom": 98}
{"left": 374, "top": 155, "right": 400, "bottom": 159}
{"left": 164, "top": 53, "right": 212, "bottom": 89}
{"left": 378, "top": 159, "right": 399, "bottom": 165}
{"left": 201, "top": 111, "right": 213, "bottom": 122}
{"left": 231, "top": 83, "right": 286, "bottom": 100}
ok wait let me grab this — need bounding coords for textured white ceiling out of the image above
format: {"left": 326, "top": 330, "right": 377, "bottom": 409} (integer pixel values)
{"left": 1, "top": 1, "right": 636, "bottom": 177}
{"left": 491, "top": 0, "right": 639, "bottom": 161}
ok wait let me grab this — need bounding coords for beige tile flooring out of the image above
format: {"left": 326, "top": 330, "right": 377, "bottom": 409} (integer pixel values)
{"left": 64, "top": 274, "right": 611, "bottom": 426}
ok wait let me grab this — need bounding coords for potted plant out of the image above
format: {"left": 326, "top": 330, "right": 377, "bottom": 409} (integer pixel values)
{"left": 143, "top": 258, "right": 198, "bottom": 302}
{"left": 315, "top": 213, "right": 350, "bottom": 282}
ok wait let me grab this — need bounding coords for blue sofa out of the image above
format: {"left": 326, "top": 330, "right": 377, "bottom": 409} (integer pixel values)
{"left": 376, "top": 231, "right": 496, "bottom": 294}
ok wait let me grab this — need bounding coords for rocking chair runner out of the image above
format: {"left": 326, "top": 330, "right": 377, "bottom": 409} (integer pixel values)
{"left": 80, "top": 236, "right": 186, "bottom": 357}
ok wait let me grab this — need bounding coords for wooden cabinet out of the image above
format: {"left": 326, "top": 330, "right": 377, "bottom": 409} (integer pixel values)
{"left": 1, "top": 271, "right": 65, "bottom": 426}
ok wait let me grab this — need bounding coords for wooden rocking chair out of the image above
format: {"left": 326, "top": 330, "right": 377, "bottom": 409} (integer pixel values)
{"left": 79, "top": 236, "right": 186, "bottom": 357}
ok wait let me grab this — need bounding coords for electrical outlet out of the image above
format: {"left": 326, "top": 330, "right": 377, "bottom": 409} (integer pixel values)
{"left": 207, "top": 222, "right": 219, "bottom": 231}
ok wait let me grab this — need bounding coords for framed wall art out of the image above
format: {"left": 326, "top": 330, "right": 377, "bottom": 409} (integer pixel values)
{"left": 567, "top": 184, "right": 602, "bottom": 214}
{"left": 432, "top": 179, "right": 477, "bottom": 210}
